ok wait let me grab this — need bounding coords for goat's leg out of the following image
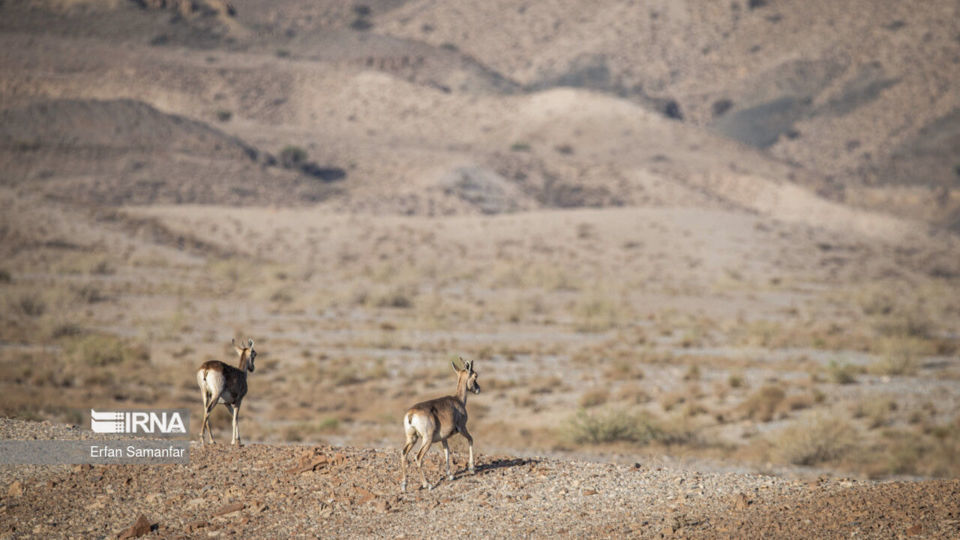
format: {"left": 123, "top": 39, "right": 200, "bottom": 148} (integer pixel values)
{"left": 224, "top": 404, "right": 237, "bottom": 445}
{"left": 199, "top": 388, "right": 209, "bottom": 444}
{"left": 232, "top": 403, "right": 242, "bottom": 446}
{"left": 414, "top": 437, "right": 434, "bottom": 490}
{"left": 460, "top": 426, "right": 476, "bottom": 474}
{"left": 204, "top": 389, "right": 224, "bottom": 444}
{"left": 442, "top": 439, "right": 453, "bottom": 481}
{"left": 400, "top": 434, "right": 417, "bottom": 493}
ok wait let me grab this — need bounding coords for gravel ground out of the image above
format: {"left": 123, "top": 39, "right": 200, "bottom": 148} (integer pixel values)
{"left": 1, "top": 418, "right": 958, "bottom": 538}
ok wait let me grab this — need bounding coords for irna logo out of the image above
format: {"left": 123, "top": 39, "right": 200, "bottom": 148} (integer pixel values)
{"left": 90, "top": 409, "right": 188, "bottom": 435}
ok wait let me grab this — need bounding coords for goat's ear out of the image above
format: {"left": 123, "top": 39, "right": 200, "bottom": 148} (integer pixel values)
{"left": 451, "top": 360, "right": 460, "bottom": 373}
{"left": 247, "top": 338, "right": 254, "bottom": 348}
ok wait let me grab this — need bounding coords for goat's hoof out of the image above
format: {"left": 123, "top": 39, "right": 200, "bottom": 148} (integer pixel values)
{"left": 447, "top": 474, "right": 455, "bottom": 482}
{"left": 400, "top": 483, "right": 407, "bottom": 493}
{"left": 469, "top": 467, "right": 476, "bottom": 475}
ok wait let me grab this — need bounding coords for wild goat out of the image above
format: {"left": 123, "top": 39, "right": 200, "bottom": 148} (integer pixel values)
{"left": 196, "top": 339, "right": 256, "bottom": 446}
{"left": 400, "top": 357, "right": 480, "bottom": 492}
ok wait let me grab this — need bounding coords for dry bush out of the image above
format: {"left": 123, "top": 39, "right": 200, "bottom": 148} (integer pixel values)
{"left": 681, "top": 401, "right": 709, "bottom": 418}
{"left": 11, "top": 292, "right": 46, "bottom": 318}
{"left": 771, "top": 415, "right": 858, "bottom": 466}
{"left": 738, "top": 385, "right": 785, "bottom": 422}
{"left": 564, "top": 408, "right": 664, "bottom": 445}
{"left": 579, "top": 388, "right": 610, "bottom": 408}
{"left": 616, "top": 383, "right": 651, "bottom": 404}
{"left": 852, "top": 397, "right": 897, "bottom": 429}
{"left": 683, "top": 364, "right": 701, "bottom": 381}
{"left": 604, "top": 358, "right": 644, "bottom": 380}
{"left": 825, "top": 360, "right": 859, "bottom": 384}
{"left": 659, "top": 390, "right": 687, "bottom": 412}
{"left": 531, "top": 376, "right": 563, "bottom": 394}
{"left": 780, "top": 393, "right": 813, "bottom": 413}
{"left": 573, "top": 289, "right": 625, "bottom": 332}
{"left": 65, "top": 333, "right": 149, "bottom": 367}
{"left": 868, "top": 337, "right": 930, "bottom": 376}
{"left": 512, "top": 394, "right": 537, "bottom": 409}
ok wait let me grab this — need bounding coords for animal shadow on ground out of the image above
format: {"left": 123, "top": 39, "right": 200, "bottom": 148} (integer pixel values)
{"left": 466, "top": 457, "right": 538, "bottom": 477}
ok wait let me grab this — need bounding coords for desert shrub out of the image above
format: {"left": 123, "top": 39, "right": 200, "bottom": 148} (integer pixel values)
{"left": 350, "top": 5, "right": 372, "bottom": 30}
{"left": 826, "top": 360, "right": 859, "bottom": 384}
{"left": 772, "top": 415, "right": 857, "bottom": 466}
{"left": 869, "top": 351, "right": 918, "bottom": 377}
{"left": 616, "top": 383, "right": 651, "bottom": 404}
{"left": 374, "top": 288, "right": 414, "bottom": 309}
{"left": 712, "top": 99, "right": 733, "bottom": 117}
{"left": 0, "top": 269, "right": 12, "bottom": 283}
{"left": 510, "top": 142, "right": 531, "bottom": 152}
{"left": 573, "top": 289, "right": 624, "bottom": 332}
{"left": 90, "top": 259, "right": 115, "bottom": 275}
{"left": 659, "top": 391, "right": 687, "bottom": 412}
{"left": 852, "top": 397, "right": 897, "bottom": 429}
{"left": 869, "top": 337, "right": 931, "bottom": 376}
{"left": 13, "top": 293, "right": 46, "bottom": 317}
{"left": 73, "top": 284, "right": 107, "bottom": 304}
{"left": 579, "top": 388, "right": 609, "bottom": 408}
{"left": 216, "top": 109, "right": 232, "bottom": 122}
{"left": 65, "top": 333, "right": 149, "bottom": 367}
{"left": 50, "top": 322, "right": 84, "bottom": 339}
{"left": 280, "top": 146, "right": 308, "bottom": 168}
{"left": 332, "top": 366, "right": 364, "bottom": 386}
{"left": 604, "top": 358, "right": 644, "bottom": 380}
{"left": 728, "top": 372, "right": 746, "bottom": 388}
{"left": 269, "top": 288, "right": 295, "bottom": 304}
{"left": 739, "top": 385, "right": 785, "bottom": 422}
{"left": 565, "top": 408, "right": 662, "bottom": 445}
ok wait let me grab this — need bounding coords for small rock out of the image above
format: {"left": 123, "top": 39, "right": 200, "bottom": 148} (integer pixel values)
{"left": 734, "top": 493, "right": 752, "bottom": 510}
{"left": 7, "top": 481, "right": 23, "bottom": 497}
{"left": 185, "top": 520, "right": 207, "bottom": 532}
{"left": 906, "top": 524, "right": 922, "bottom": 536}
{"left": 212, "top": 502, "right": 243, "bottom": 517}
{"left": 116, "top": 514, "right": 152, "bottom": 539}
{"left": 582, "top": 489, "right": 598, "bottom": 496}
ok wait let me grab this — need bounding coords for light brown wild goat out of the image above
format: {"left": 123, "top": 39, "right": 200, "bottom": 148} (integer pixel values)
{"left": 400, "top": 357, "right": 480, "bottom": 492}
{"left": 196, "top": 339, "right": 256, "bottom": 446}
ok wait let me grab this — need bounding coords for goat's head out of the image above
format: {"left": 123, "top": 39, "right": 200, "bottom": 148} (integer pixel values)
{"left": 233, "top": 338, "right": 257, "bottom": 373}
{"left": 452, "top": 356, "right": 480, "bottom": 394}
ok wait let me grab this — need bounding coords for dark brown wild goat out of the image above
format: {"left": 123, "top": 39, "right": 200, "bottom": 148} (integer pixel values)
{"left": 400, "top": 357, "right": 480, "bottom": 492}
{"left": 196, "top": 338, "right": 256, "bottom": 446}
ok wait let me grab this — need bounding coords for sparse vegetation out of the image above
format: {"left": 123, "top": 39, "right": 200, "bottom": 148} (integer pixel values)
{"left": 565, "top": 408, "right": 663, "bottom": 445}
{"left": 826, "top": 360, "right": 859, "bottom": 385}
{"left": 771, "top": 415, "right": 857, "bottom": 466}
{"left": 579, "top": 388, "right": 609, "bottom": 408}
{"left": 739, "top": 385, "right": 785, "bottom": 422}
